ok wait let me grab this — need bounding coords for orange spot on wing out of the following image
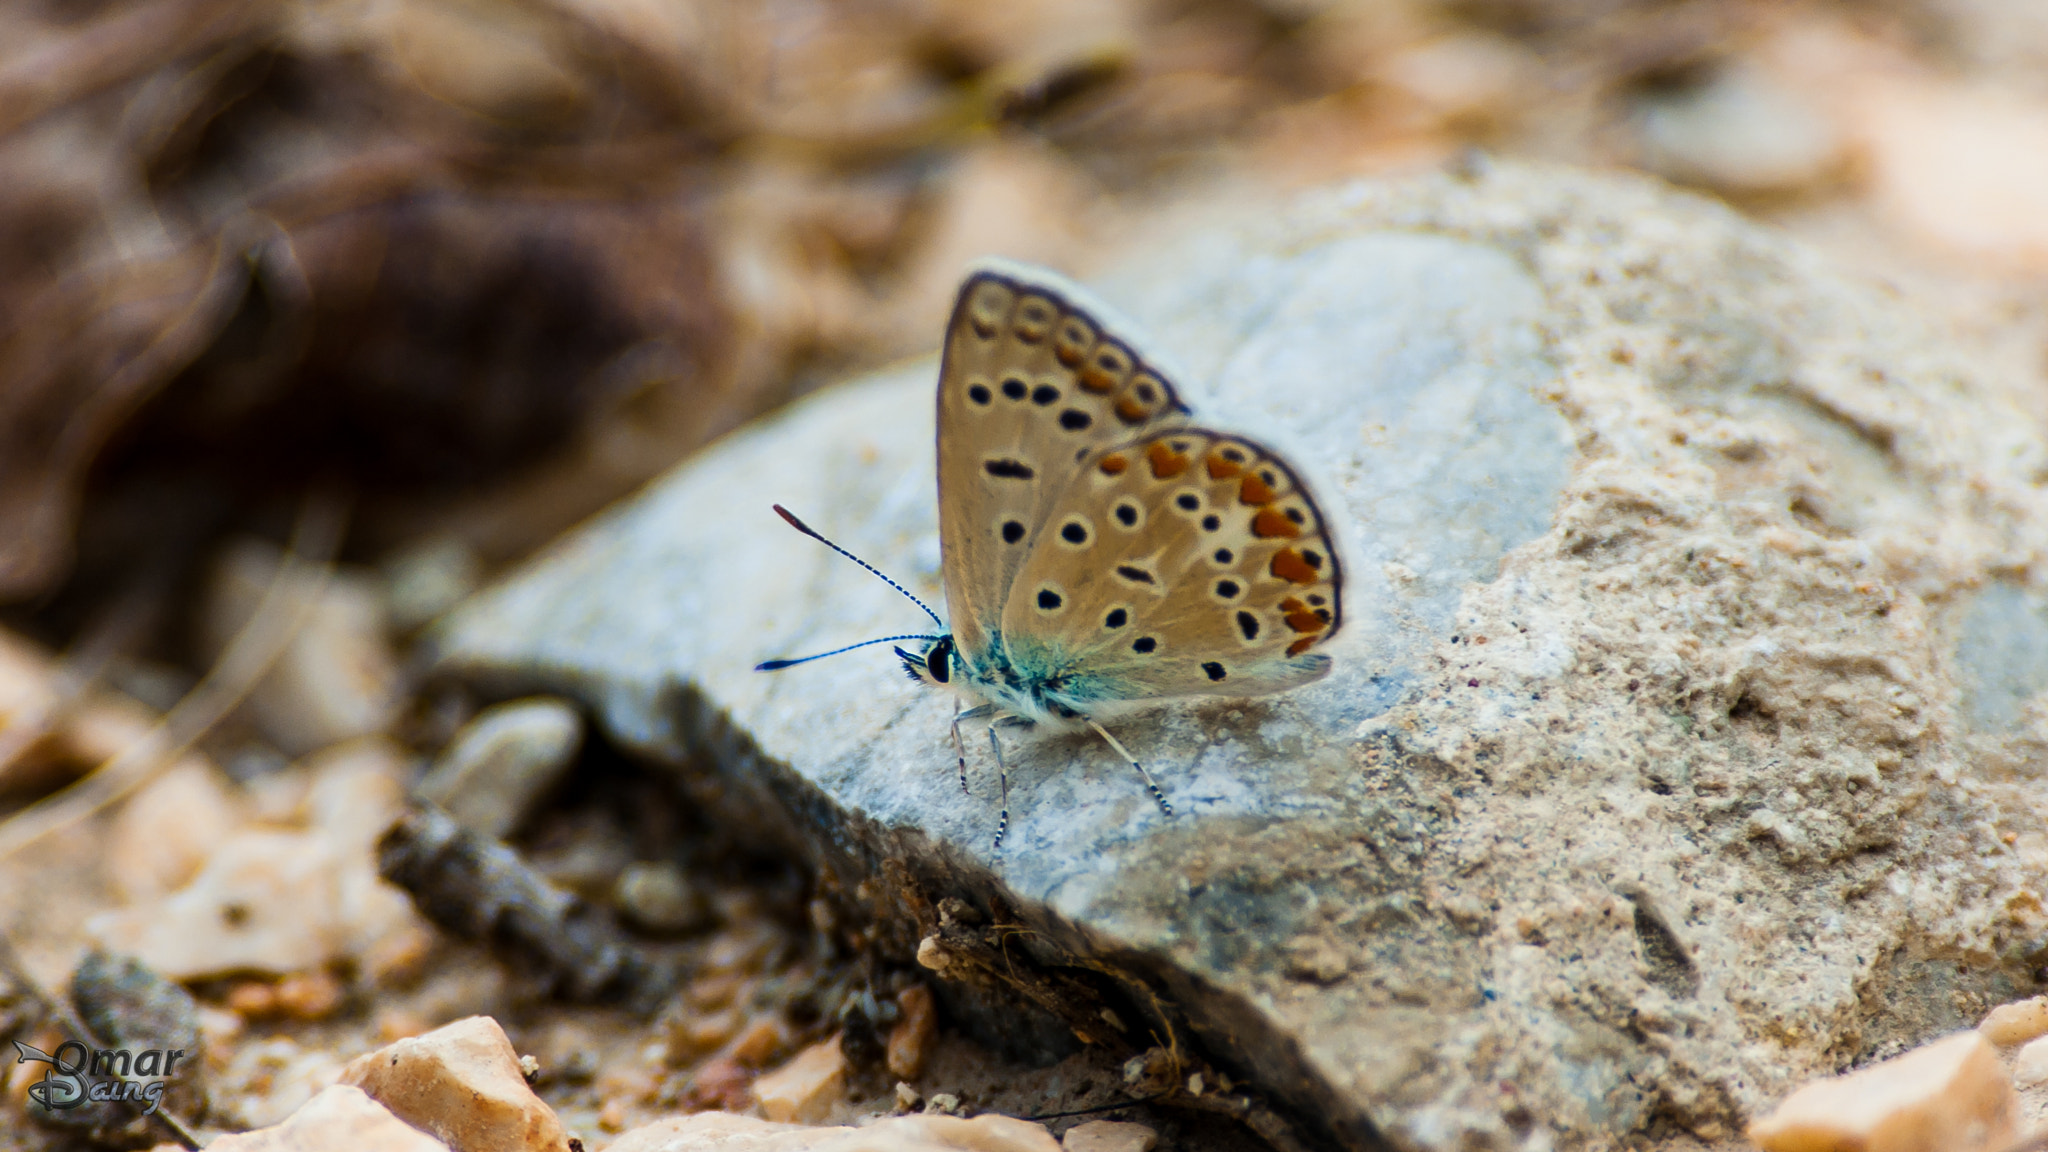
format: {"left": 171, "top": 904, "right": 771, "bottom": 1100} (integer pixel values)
{"left": 1252, "top": 508, "right": 1301, "bottom": 538}
{"left": 1115, "top": 396, "right": 1149, "bottom": 421}
{"left": 1287, "top": 636, "right": 1317, "bottom": 656}
{"left": 1147, "top": 442, "right": 1189, "bottom": 479}
{"left": 1285, "top": 609, "right": 1323, "bottom": 633}
{"left": 1206, "top": 454, "right": 1243, "bottom": 480}
{"left": 1099, "top": 454, "right": 1129, "bottom": 476}
{"left": 1280, "top": 597, "right": 1308, "bottom": 614}
{"left": 1239, "top": 474, "right": 1277, "bottom": 505}
{"left": 1271, "top": 548, "right": 1316, "bottom": 584}
{"left": 1081, "top": 368, "right": 1119, "bottom": 393}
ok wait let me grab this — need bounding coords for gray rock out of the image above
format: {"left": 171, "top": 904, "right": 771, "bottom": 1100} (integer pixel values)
{"left": 431, "top": 163, "right": 2048, "bottom": 1150}
{"left": 417, "top": 697, "right": 583, "bottom": 840}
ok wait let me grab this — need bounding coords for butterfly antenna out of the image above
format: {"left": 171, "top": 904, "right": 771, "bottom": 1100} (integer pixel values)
{"left": 755, "top": 634, "right": 942, "bottom": 672}
{"left": 771, "top": 505, "right": 944, "bottom": 627}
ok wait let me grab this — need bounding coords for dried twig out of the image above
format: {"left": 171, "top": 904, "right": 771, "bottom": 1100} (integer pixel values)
{"left": 0, "top": 489, "right": 346, "bottom": 860}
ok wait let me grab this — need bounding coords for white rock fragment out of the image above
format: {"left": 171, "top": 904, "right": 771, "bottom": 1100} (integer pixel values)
{"left": 206, "top": 1084, "right": 448, "bottom": 1152}
{"left": 416, "top": 696, "right": 582, "bottom": 839}
{"left": 202, "top": 538, "right": 400, "bottom": 756}
{"left": 1980, "top": 995, "right": 2048, "bottom": 1046}
{"left": 2014, "top": 1036, "right": 2048, "bottom": 1087}
{"left": 1747, "top": 1031, "right": 2016, "bottom": 1152}
{"left": 107, "top": 759, "right": 241, "bottom": 901}
{"left": 1633, "top": 57, "right": 1843, "bottom": 194}
{"left": 1062, "top": 1120, "right": 1158, "bottom": 1152}
{"left": 340, "top": 1015, "right": 574, "bottom": 1152}
{"left": 87, "top": 739, "right": 430, "bottom": 980}
{"left": 606, "top": 1110, "right": 1061, "bottom": 1151}
{"left": 752, "top": 1036, "right": 847, "bottom": 1124}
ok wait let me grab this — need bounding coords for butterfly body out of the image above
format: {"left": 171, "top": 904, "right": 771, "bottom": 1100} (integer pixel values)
{"left": 767, "top": 259, "right": 1344, "bottom": 837}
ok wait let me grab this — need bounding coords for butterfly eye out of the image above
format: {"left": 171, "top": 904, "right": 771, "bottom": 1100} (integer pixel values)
{"left": 926, "top": 637, "right": 953, "bottom": 683}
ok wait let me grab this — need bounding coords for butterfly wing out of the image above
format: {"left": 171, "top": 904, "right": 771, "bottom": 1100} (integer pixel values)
{"left": 1000, "top": 428, "right": 1343, "bottom": 704}
{"left": 936, "top": 263, "right": 1191, "bottom": 662}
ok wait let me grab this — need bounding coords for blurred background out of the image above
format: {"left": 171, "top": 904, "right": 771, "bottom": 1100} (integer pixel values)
{"left": 5, "top": 0, "right": 2048, "bottom": 1142}
{"left": 4, "top": 0, "right": 2048, "bottom": 655}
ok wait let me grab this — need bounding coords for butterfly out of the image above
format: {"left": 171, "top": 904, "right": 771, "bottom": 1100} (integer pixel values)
{"left": 761, "top": 259, "right": 1343, "bottom": 848}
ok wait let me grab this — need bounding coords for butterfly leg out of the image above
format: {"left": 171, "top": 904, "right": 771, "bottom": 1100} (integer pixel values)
{"left": 986, "top": 725, "right": 1012, "bottom": 851}
{"left": 1085, "top": 719, "right": 1173, "bottom": 817}
{"left": 950, "top": 705, "right": 971, "bottom": 796}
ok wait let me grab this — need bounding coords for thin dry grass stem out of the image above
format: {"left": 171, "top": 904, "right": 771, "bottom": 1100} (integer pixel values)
{"left": 0, "top": 489, "right": 348, "bottom": 861}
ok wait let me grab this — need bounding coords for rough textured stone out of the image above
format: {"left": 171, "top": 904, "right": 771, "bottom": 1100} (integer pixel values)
{"left": 606, "top": 1111, "right": 1061, "bottom": 1152}
{"left": 206, "top": 1084, "right": 449, "bottom": 1152}
{"left": 416, "top": 696, "right": 583, "bottom": 840}
{"left": 1060, "top": 1120, "right": 1158, "bottom": 1152}
{"left": 752, "top": 1036, "right": 847, "bottom": 1123}
{"left": 432, "top": 163, "right": 2048, "bottom": 1150}
{"left": 340, "top": 1015, "right": 573, "bottom": 1152}
{"left": 1746, "top": 1031, "right": 2016, "bottom": 1152}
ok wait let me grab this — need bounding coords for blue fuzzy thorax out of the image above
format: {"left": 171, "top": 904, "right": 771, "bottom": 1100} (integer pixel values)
{"left": 902, "top": 632, "right": 1127, "bottom": 727}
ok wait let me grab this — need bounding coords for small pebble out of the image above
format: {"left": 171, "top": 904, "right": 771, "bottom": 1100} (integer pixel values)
{"left": 340, "top": 1015, "right": 575, "bottom": 1152}
{"left": 888, "top": 984, "right": 936, "bottom": 1080}
{"left": 684, "top": 971, "right": 746, "bottom": 1011}
{"left": 274, "top": 970, "right": 345, "bottom": 1020}
{"left": 924, "top": 1092, "right": 962, "bottom": 1116}
{"left": 673, "top": 1007, "right": 741, "bottom": 1056}
{"left": 726, "top": 1015, "right": 787, "bottom": 1067}
{"left": 916, "top": 936, "right": 953, "bottom": 975}
{"left": 681, "top": 1057, "right": 753, "bottom": 1112}
{"left": 1063, "top": 1120, "right": 1158, "bottom": 1152}
{"left": 753, "top": 1036, "right": 847, "bottom": 1124}
{"left": 614, "top": 861, "right": 709, "bottom": 934}
{"left": 895, "top": 1081, "right": 922, "bottom": 1111}
{"left": 1979, "top": 995, "right": 2048, "bottom": 1045}
{"left": 1747, "top": 1030, "right": 2016, "bottom": 1152}
{"left": 416, "top": 697, "right": 583, "bottom": 841}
